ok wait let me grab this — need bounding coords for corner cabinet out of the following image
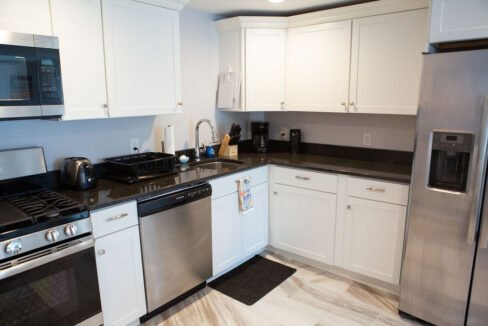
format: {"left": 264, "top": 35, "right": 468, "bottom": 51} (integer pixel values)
{"left": 430, "top": 0, "right": 488, "bottom": 45}
{"left": 91, "top": 201, "right": 147, "bottom": 326}
{"left": 102, "top": 0, "right": 182, "bottom": 117}
{"left": 210, "top": 166, "right": 269, "bottom": 277}
{"left": 269, "top": 166, "right": 337, "bottom": 264}
{"left": 216, "top": 18, "right": 288, "bottom": 112}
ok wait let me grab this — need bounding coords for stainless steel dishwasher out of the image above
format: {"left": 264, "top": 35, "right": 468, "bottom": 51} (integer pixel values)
{"left": 137, "top": 183, "right": 212, "bottom": 316}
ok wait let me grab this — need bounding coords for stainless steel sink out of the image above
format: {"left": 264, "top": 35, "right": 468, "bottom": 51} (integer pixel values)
{"left": 192, "top": 159, "right": 244, "bottom": 170}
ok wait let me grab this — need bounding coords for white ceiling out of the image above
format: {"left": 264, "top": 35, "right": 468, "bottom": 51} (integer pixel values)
{"left": 187, "top": 0, "right": 374, "bottom": 17}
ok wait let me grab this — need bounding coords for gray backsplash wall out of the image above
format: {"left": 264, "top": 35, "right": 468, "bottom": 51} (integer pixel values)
{"left": 263, "top": 112, "right": 417, "bottom": 152}
{"left": 0, "top": 8, "right": 249, "bottom": 171}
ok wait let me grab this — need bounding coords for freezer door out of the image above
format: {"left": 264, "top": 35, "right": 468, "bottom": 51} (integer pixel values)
{"left": 467, "top": 175, "right": 488, "bottom": 326}
{"left": 399, "top": 50, "right": 488, "bottom": 326}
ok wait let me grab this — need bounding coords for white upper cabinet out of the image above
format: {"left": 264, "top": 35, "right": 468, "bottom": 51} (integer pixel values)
{"left": 102, "top": 0, "right": 182, "bottom": 117}
{"left": 430, "top": 0, "right": 488, "bottom": 44}
{"left": 0, "top": 0, "right": 52, "bottom": 35}
{"left": 349, "top": 9, "right": 428, "bottom": 115}
{"left": 245, "top": 29, "right": 286, "bottom": 111}
{"left": 216, "top": 1, "right": 428, "bottom": 115}
{"left": 285, "top": 21, "right": 352, "bottom": 113}
{"left": 51, "top": 0, "right": 109, "bottom": 120}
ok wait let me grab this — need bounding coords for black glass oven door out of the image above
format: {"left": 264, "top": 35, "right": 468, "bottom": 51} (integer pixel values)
{"left": 0, "top": 243, "right": 101, "bottom": 326}
{"left": 0, "top": 45, "right": 40, "bottom": 107}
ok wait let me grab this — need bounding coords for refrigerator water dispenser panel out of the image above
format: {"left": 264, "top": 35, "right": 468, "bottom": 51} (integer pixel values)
{"left": 428, "top": 131, "right": 473, "bottom": 192}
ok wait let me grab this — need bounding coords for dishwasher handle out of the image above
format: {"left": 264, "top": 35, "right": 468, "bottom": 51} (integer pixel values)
{"left": 138, "top": 183, "right": 212, "bottom": 217}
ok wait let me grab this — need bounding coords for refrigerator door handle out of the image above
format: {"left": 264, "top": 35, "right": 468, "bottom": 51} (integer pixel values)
{"left": 479, "top": 198, "right": 488, "bottom": 249}
{"left": 468, "top": 97, "right": 488, "bottom": 244}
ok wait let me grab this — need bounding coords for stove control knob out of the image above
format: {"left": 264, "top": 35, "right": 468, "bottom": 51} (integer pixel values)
{"left": 5, "top": 240, "right": 22, "bottom": 255}
{"left": 64, "top": 224, "right": 78, "bottom": 237}
{"left": 46, "top": 229, "right": 60, "bottom": 242}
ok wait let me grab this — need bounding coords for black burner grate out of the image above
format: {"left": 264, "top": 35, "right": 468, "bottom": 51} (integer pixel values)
{"left": 5, "top": 190, "right": 86, "bottom": 223}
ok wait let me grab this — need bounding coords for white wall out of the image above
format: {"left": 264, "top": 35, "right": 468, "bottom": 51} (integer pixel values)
{"left": 0, "top": 8, "right": 249, "bottom": 171}
{"left": 264, "top": 112, "right": 417, "bottom": 151}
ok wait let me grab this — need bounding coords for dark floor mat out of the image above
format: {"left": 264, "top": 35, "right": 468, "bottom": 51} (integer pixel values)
{"left": 208, "top": 255, "right": 296, "bottom": 305}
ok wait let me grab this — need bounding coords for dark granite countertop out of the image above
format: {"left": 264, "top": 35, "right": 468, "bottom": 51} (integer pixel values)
{"left": 60, "top": 152, "right": 412, "bottom": 211}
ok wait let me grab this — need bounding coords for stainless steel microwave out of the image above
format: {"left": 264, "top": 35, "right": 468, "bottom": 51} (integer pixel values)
{"left": 0, "top": 30, "right": 64, "bottom": 120}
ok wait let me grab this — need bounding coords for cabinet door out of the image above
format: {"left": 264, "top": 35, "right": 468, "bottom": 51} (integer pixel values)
{"left": 95, "top": 226, "right": 146, "bottom": 326}
{"left": 285, "top": 21, "right": 351, "bottom": 113}
{"left": 102, "top": 0, "right": 182, "bottom": 117}
{"left": 430, "top": 0, "right": 488, "bottom": 44}
{"left": 245, "top": 29, "right": 286, "bottom": 111}
{"left": 242, "top": 183, "right": 269, "bottom": 258}
{"left": 212, "top": 192, "right": 242, "bottom": 276}
{"left": 342, "top": 197, "right": 406, "bottom": 284}
{"left": 270, "top": 184, "right": 336, "bottom": 264}
{"left": 51, "top": 0, "right": 109, "bottom": 120}
{"left": 0, "top": 0, "right": 52, "bottom": 35}
{"left": 349, "top": 9, "right": 427, "bottom": 115}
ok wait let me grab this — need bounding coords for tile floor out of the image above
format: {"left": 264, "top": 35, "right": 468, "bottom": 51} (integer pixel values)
{"left": 143, "top": 252, "right": 425, "bottom": 326}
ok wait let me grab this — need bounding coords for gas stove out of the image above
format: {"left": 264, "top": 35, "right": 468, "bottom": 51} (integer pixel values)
{"left": 0, "top": 148, "right": 91, "bottom": 262}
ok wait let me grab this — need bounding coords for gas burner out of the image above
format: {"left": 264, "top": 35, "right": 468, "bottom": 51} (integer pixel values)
{"left": 5, "top": 189, "right": 84, "bottom": 221}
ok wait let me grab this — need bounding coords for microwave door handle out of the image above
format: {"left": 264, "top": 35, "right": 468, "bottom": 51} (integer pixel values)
{"left": 0, "top": 237, "right": 94, "bottom": 280}
{"left": 468, "top": 97, "right": 488, "bottom": 244}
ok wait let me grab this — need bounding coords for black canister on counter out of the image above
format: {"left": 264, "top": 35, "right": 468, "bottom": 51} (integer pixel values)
{"left": 290, "top": 129, "right": 301, "bottom": 154}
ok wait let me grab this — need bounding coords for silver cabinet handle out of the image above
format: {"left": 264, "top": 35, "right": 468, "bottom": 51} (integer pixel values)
{"left": 98, "top": 249, "right": 106, "bottom": 256}
{"left": 365, "top": 186, "right": 385, "bottom": 192}
{"left": 102, "top": 103, "right": 108, "bottom": 108}
{"left": 177, "top": 102, "right": 183, "bottom": 106}
{"left": 106, "top": 213, "right": 128, "bottom": 222}
{"left": 468, "top": 97, "right": 488, "bottom": 244}
{"left": 347, "top": 205, "right": 351, "bottom": 209}
{"left": 295, "top": 176, "right": 310, "bottom": 181}
{"left": 273, "top": 191, "right": 278, "bottom": 195}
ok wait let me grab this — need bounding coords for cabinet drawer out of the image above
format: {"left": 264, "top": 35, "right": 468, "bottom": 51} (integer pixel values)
{"left": 210, "top": 166, "right": 268, "bottom": 199}
{"left": 91, "top": 201, "right": 138, "bottom": 238}
{"left": 271, "top": 166, "right": 337, "bottom": 193}
{"left": 346, "top": 177, "right": 409, "bottom": 205}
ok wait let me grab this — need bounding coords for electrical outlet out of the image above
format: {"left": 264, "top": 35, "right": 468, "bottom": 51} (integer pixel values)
{"left": 363, "top": 133, "right": 371, "bottom": 146}
{"left": 130, "top": 138, "right": 139, "bottom": 154}
{"left": 280, "top": 127, "right": 289, "bottom": 140}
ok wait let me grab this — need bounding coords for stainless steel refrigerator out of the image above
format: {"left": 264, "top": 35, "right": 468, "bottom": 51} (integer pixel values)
{"left": 399, "top": 49, "right": 488, "bottom": 325}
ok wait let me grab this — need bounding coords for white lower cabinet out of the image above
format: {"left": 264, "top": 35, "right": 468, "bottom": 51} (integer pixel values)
{"left": 91, "top": 201, "right": 146, "bottom": 326}
{"left": 210, "top": 167, "right": 269, "bottom": 277}
{"left": 341, "top": 197, "right": 407, "bottom": 285}
{"left": 270, "top": 184, "right": 336, "bottom": 264}
{"left": 269, "top": 166, "right": 409, "bottom": 286}
{"left": 211, "top": 191, "right": 242, "bottom": 274}
{"left": 242, "top": 183, "right": 269, "bottom": 257}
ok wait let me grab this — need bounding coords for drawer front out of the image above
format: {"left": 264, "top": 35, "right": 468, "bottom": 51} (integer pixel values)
{"left": 346, "top": 177, "right": 409, "bottom": 205}
{"left": 271, "top": 166, "right": 338, "bottom": 194}
{"left": 91, "top": 201, "right": 138, "bottom": 238}
{"left": 210, "top": 166, "right": 268, "bottom": 199}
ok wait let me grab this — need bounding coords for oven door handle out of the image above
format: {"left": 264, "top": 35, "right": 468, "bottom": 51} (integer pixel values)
{"left": 0, "top": 237, "right": 94, "bottom": 280}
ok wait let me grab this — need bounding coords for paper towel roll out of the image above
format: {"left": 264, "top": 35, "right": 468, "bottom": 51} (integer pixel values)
{"left": 164, "top": 125, "right": 175, "bottom": 155}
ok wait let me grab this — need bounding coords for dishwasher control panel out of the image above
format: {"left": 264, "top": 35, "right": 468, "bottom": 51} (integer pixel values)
{"left": 138, "top": 183, "right": 212, "bottom": 217}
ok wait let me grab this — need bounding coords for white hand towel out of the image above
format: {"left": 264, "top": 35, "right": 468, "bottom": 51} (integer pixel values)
{"left": 237, "top": 176, "right": 253, "bottom": 214}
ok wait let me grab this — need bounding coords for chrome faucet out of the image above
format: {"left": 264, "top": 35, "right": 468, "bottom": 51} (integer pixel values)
{"left": 194, "top": 119, "right": 219, "bottom": 161}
